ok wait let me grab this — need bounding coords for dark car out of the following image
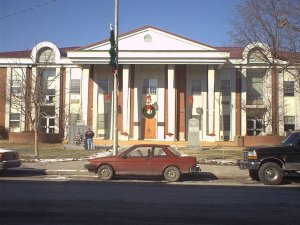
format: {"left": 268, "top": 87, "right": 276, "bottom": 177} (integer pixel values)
{"left": 85, "top": 144, "right": 200, "bottom": 182}
{"left": 0, "top": 149, "right": 22, "bottom": 174}
{"left": 238, "top": 131, "right": 300, "bottom": 185}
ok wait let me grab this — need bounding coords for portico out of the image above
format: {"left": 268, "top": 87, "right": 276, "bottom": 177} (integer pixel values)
{"left": 67, "top": 26, "right": 232, "bottom": 142}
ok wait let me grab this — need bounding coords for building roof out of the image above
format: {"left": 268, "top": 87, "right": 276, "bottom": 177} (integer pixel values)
{"left": 0, "top": 47, "right": 79, "bottom": 58}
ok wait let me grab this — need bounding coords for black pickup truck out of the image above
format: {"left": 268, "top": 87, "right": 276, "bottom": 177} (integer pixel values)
{"left": 238, "top": 131, "right": 300, "bottom": 185}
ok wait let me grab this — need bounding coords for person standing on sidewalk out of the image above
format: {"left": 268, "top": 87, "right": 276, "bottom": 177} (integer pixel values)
{"left": 85, "top": 128, "right": 95, "bottom": 150}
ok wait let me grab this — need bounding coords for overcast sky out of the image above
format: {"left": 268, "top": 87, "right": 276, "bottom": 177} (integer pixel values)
{"left": 0, "top": 0, "right": 244, "bottom": 52}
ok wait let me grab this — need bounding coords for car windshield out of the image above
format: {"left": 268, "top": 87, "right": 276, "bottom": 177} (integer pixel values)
{"left": 167, "top": 146, "right": 182, "bottom": 156}
{"left": 281, "top": 132, "right": 300, "bottom": 146}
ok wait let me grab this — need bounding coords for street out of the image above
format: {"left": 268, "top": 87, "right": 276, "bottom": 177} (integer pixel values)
{"left": 1, "top": 173, "right": 300, "bottom": 225}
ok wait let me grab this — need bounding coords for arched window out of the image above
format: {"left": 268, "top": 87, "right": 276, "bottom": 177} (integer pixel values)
{"left": 248, "top": 48, "right": 266, "bottom": 63}
{"left": 37, "top": 47, "right": 55, "bottom": 63}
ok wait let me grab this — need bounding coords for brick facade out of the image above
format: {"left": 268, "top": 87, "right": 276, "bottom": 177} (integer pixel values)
{"left": 0, "top": 68, "right": 7, "bottom": 138}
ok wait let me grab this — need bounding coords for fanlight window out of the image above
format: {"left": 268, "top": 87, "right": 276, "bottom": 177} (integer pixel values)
{"left": 37, "top": 47, "right": 55, "bottom": 63}
{"left": 248, "top": 49, "right": 266, "bottom": 63}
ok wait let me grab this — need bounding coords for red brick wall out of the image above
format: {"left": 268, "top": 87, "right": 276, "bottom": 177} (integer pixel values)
{"left": 175, "top": 65, "right": 186, "bottom": 140}
{"left": 9, "top": 132, "right": 61, "bottom": 143}
{"left": 243, "top": 135, "right": 284, "bottom": 147}
{"left": 0, "top": 68, "right": 7, "bottom": 138}
{"left": 87, "top": 65, "right": 94, "bottom": 127}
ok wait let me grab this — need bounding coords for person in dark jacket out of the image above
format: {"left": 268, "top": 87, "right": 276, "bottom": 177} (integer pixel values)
{"left": 85, "top": 128, "right": 95, "bottom": 150}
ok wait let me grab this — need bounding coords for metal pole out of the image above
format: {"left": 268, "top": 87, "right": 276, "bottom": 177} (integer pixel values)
{"left": 113, "top": 0, "right": 119, "bottom": 155}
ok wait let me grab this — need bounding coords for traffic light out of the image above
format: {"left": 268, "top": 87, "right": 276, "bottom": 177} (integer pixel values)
{"left": 109, "top": 25, "right": 117, "bottom": 74}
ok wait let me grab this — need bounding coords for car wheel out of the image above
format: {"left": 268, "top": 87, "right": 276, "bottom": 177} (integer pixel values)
{"left": 258, "top": 162, "right": 283, "bottom": 185}
{"left": 164, "top": 166, "right": 181, "bottom": 182}
{"left": 249, "top": 169, "right": 260, "bottom": 181}
{"left": 97, "top": 165, "right": 114, "bottom": 181}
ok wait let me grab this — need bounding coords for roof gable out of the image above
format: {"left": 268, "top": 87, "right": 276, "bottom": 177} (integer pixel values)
{"left": 81, "top": 26, "right": 216, "bottom": 51}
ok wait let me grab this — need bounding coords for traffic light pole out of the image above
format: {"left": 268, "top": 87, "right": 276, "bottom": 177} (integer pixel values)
{"left": 113, "top": 0, "right": 119, "bottom": 156}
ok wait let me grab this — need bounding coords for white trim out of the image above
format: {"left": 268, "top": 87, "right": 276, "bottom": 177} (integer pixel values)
{"left": 122, "top": 65, "right": 130, "bottom": 140}
{"left": 81, "top": 67, "right": 89, "bottom": 125}
{"left": 167, "top": 65, "right": 175, "bottom": 141}
{"left": 207, "top": 65, "right": 215, "bottom": 137}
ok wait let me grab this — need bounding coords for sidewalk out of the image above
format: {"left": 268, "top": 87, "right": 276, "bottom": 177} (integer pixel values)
{"left": 21, "top": 159, "right": 248, "bottom": 179}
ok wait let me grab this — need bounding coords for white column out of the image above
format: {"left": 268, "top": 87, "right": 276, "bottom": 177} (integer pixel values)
{"left": 231, "top": 68, "right": 237, "bottom": 140}
{"left": 157, "top": 65, "right": 165, "bottom": 140}
{"left": 241, "top": 68, "right": 247, "bottom": 135}
{"left": 133, "top": 65, "right": 142, "bottom": 139}
{"left": 167, "top": 65, "right": 176, "bottom": 141}
{"left": 81, "top": 66, "right": 90, "bottom": 125}
{"left": 122, "top": 65, "right": 130, "bottom": 140}
{"left": 207, "top": 65, "right": 215, "bottom": 136}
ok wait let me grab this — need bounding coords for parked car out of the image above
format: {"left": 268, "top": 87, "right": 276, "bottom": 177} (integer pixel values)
{"left": 85, "top": 144, "right": 200, "bottom": 182}
{"left": 238, "top": 131, "right": 300, "bottom": 185}
{"left": 0, "top": 149, "right": 22, "bottom": 174}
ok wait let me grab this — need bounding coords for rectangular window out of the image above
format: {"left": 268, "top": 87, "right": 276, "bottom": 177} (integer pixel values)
{"left": 246, "top": 70, "right": 264, "bottom": 105}
{"left": 246, "top": 118, "right": 263, "bottom": 136}
{"left": 284, "top": 116, "right": 295, "bottom": 132}
{"left": 9, "top": 113, "right": 20, "bottom": 131}
{"left": 143, "top": 79, "right": 157, "bottom": 95}
{"left": 70, "top": 79, "right": 80, "bottom": 94}
{"left": 191, "top": 80, "right": 202, "bottom": 95}
{"left": 45, "top": 89, "right": 55, "bottom": 103}
{"left": 284, "top": 81, "right": 294, "bottom": 96}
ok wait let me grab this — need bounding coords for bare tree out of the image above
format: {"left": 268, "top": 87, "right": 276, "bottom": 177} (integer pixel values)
{"left": 5, "top": 51, "right": 62, "bottom": 157}
{"left": 230, "top": 0, "right": 300, "bottom": 135}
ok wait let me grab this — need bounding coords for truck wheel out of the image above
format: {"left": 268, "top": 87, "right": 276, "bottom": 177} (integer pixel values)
{"left": 97, "top": 165, "right": 114, "bottom": 181}
{"left": 249, "top": 169, "right": 259, "bottom": 181}
{"left": 258, "top": 162, "right": 283, "bottom": 185}
{"left": 164, "top": 166, "right": 181, "bottom": 182}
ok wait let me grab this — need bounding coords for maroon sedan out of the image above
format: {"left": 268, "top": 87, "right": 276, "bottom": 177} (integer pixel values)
{"left": 85, "top": 144, "right": 200, "bottom": 182}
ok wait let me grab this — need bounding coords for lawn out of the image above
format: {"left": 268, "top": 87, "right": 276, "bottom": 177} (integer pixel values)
{"left": 0, "top": 140, "right": 243, "bottom": 162}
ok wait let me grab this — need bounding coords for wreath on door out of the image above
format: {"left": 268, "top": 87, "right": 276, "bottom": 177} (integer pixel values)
{"left": 142, "top": 104, "right": 156, "bottom": 119}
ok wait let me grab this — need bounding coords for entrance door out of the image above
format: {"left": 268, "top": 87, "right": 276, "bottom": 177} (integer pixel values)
{"left": 142, "top": 118, "right": 156, "bottom": 139}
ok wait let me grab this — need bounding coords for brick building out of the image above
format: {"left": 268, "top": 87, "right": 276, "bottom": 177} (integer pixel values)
{"left": 0, "top": 26, "right": 299, "bottom": 143}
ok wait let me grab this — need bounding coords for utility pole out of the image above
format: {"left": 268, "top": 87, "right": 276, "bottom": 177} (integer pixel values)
{"left": 113, "top": 0, "right": 119, "bottom": 155}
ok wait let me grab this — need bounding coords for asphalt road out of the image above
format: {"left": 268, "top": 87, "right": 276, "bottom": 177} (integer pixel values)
{"left": 1, "top": 179, "right": 300, "bottom": 225}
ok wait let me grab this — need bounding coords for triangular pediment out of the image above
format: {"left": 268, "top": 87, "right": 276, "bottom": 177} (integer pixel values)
{"left": 81, "top": 26, "right": 216, "bottom": 51}
{"left": 68, "top": 26, "right": 230, "bottom": 64}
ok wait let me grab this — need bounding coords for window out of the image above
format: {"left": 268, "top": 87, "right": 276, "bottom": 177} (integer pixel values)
{"left": 37, "top": 48, "right": 55, "bottom": 63}
{"left": 248, "top": 49, "right": 266, "bottom": 63}
{"left": 11, "top": 76, "right": 22, "bottom": 96}
{"left": 99, "top": 80, "right": 109, "bottom": 94}
{"left": 9, "top": 113, "right": 20, "bottom": 132}
{"left": 284, "top": 81, "right": 294, "bottom": 96}
{"left": 70, "top": 79, "right": 80, "bottom": 94}
{"left": 284, "top": 116, "right": 295, "bottom": 132}
{"left": 127, "top": 147, "right": 151, "bottom": 157}
{"left": 246, "top": 70, "right": 264, "bottom": 105}
{"left": 220, "top": 80, "right": 230, "bottom": 96}
{"left": 45, "top": 89, "right": 55, "bottom": 103}
{"left": 143, "top": 79, "right": 157, "bottom": 95}
{"left": 191, "top": 80, "right": 202, "bottom": 95}
{"left": 247, "top": 118, "right": 263, "bottom": 136}
{"left": 153, "top": 147, "right": 168, "bottom": 157}
{"left": 40, "top": 117, "right": 55, "bottom": 133}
